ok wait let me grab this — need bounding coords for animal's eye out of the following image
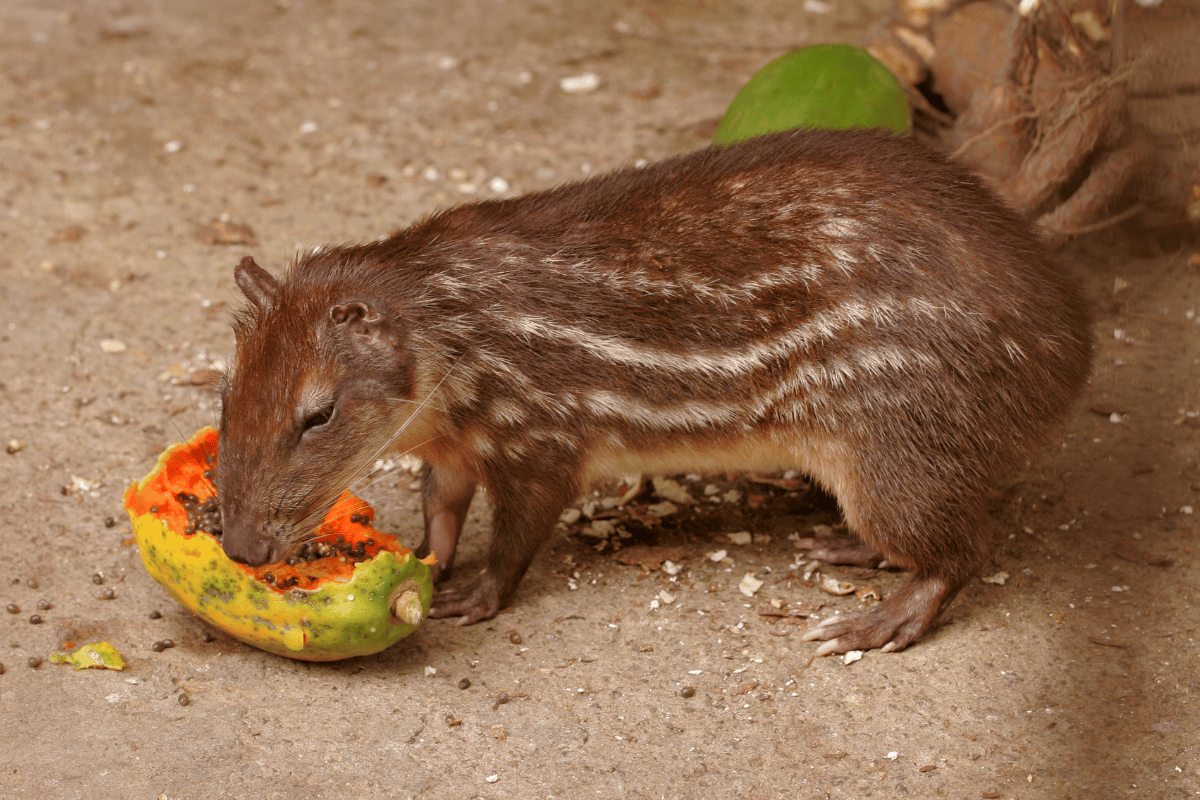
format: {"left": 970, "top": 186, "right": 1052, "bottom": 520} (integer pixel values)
{"left": 302, "top": 403, "right": 335, "bottom": 433}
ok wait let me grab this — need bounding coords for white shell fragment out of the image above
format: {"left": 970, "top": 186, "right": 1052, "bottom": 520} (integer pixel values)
{"left": 99, "top": 339, "right": 127, "bottom": 354}
{"left": 645, "top": 501, "right": 679, "bottom": 518}
{"left": 843, "top": 650, "right": 864, "bottom": 665}
{"left": 707, "top": 549, "right": 728, "bottom": 563}
{"left": 657, "top": 589, "right": 676, "bottom": 605}
{"left": 982, "top": 571, "right": 1010, "bottom": 585}
{"left": 662, "top": 559, "right": 682, "bottom": 576}
{"left": 726, "top": 531, "right": 752, "bottom": 546}
{"left": 579, "top": 519, "right": 616, "bottom": 539}
{"left": 739, "top": 573, "right": 764, "bottom": 597}
{"left": 819, "top": 575, "right": 857, "bottom": 596}
{"left": 618, "top": 475, "right": 645, "bottom": 505}
{"left": 652, "top": 477, "right": 696, "bottom": 505}
{"left": 69, "top": 475, "right": 101, "bottom": 493}
{"left": 559, "top": 73, "right": 601, "bottom": 94}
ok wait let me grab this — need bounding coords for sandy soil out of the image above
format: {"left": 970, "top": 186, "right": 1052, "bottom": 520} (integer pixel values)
{"left": 1, "top": 1, "right": 1198, "bottom": 798}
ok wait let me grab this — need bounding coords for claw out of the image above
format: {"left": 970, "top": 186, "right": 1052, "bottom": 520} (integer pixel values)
{"left": 800, "top": 577, "right": 953, "bottom": 654}
{"left": 427, "top": 570, "right": 506, "bottom": 625}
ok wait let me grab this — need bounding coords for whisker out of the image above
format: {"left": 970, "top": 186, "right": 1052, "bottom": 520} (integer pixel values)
{"left": 348, "top": 433, "right": 444, "bottom": 499}
{"left": 342, "top": 353, "right": 467, "bottom": 489}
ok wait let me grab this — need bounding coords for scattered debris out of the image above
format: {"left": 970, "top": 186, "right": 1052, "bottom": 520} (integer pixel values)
{"left": 611, "top": 545, "right": 686, "bottom": 571}
{"left": 739, "top": 573, "right": 765, "bottom": 597}
{"left": 651, "top": 477, "right": 697, "bottom": 505}
{"left": 645, "top": 501, "right": 680, "bottom": 518}
{"left": 1113, "top": 542, "right": 1171, "bottom": 566}
{"left": 559, "top": 73, "right": 601, "bottom": 94}
{"left": 819, "top": 575, "right": 857, "bottom": 596}
{"left": 196, "top": 218, "right": 257, "bottom": 246}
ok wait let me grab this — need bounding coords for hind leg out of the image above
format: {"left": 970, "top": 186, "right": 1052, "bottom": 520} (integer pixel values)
{"left": 800, "top": 481, "right": 993, "bottom": 654}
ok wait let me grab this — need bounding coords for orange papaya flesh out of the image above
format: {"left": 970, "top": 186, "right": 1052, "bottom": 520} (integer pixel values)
{"left": 123, "top": 426, "right": 434, "bottom": 661}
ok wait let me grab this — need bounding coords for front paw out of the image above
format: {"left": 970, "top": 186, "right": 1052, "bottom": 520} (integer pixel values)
{"left": 429, "top": 571, "right": 506, "bottom": 625}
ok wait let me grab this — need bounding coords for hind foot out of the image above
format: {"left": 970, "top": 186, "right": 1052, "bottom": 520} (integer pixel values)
{"left": 794, "top": 536, "right": 898, "bottom": 569}
{"left": 800, "top": 576, "right": 954, "bottom": 655}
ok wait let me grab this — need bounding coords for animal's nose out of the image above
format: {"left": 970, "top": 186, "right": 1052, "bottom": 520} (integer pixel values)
{"left": 222, "top": 531, "right": 279, "bottom": 567}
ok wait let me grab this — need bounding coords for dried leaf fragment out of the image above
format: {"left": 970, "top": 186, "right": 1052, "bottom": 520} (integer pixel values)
{"left": 196, "top": 218, "right": 257, "bottom": 246}
{"left": 611, "top": 545, "right": 686, "bottom": 571}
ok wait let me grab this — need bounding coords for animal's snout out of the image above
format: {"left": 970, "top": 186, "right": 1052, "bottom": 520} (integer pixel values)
{"left": 221, "top": 530, "right": 281, "bottom": 568}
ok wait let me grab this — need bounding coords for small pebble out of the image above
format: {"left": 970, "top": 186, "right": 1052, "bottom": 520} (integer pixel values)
{"left": 99, "top": 589, "right": 116, "bottom": 600}
{"left": 28, "top": 615, "right": 42, "bottom": 625}
{"left": 680, "top": 686, "right": 696, "bottom": 698}
{"left": 508, "top": 631, "right": 523, "bottom": 645}
{"left": 103, "top": 517, "right": 116, "bottom": 528}
{"left": 177, "top": 692, "right": 190, "bottom": 706}
{"left": 0, "top": 663, "right": 5, "bottom": 674}
{"left": 458, "top": 678, "right": 471, "bottom": 690}
{"left": 27, "top": 657, "right": 41, "bottom": 669}
{"left": 36, "top": 600, "right": 51, "bottom": 610}
{"left": 26, "top": 578, "right": 38, "bottom": 590}
{"left": 5, "top": 604, "right": 18, "bottom": 615}
{"left": 201, "top": 632, "right": 216, "bottom": 643}
{"left": 91, "top": 573, "right": 105, "bottom": 585}
{"left": 149, "top": 610, "right": 162, "bottom": 619}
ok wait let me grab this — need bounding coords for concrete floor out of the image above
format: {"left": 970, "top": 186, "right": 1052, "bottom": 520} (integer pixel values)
{"left": 1, "top": 1, "right": 1198, "bottom": 798}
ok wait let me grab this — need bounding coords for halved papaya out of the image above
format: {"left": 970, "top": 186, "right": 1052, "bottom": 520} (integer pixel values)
{"left": 123, "top": 427, "right": 433, "bottom": 661}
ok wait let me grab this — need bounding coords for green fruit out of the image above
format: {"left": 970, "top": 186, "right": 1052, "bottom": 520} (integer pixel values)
{"left": 715, "top": 43, "right": 911, "bottom": 144}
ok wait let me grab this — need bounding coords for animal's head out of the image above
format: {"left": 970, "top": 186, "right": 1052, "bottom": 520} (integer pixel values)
{"left": 215, "top": 254, "right": 417, "bottom": 566}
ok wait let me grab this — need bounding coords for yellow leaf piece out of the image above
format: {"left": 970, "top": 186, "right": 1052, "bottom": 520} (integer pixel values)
{"left": 50, "top": 642, "right": 127, "bottom": 671}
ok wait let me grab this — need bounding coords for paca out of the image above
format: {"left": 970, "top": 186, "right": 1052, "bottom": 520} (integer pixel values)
{"left": 214, "top": 127, "right": 1092, "bottom": 654}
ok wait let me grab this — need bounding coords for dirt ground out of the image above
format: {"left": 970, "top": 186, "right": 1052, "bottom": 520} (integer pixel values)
{"left": 2, "top": 1, "right": 1199, "bottom": 798}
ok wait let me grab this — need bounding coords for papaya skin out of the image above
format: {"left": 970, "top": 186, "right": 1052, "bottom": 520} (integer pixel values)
{"left": 124, "top": 427, "right": 434, "bottom": 661}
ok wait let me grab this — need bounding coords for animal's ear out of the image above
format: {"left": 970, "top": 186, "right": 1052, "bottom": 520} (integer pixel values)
{"left": 234, "top": 256, "right": 281, "bottom": 314}
{"left": 330, "top": 301, "right": 392, "bottom": 344}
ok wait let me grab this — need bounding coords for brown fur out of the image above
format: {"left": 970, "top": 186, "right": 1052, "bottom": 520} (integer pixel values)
{"left": 217, "top": 128, "right": 1092, "bottom": 653}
